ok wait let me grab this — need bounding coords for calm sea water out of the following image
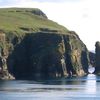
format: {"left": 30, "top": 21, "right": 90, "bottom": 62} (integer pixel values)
{"left": 0, "top": 74, "right": 100, "bottom": 100}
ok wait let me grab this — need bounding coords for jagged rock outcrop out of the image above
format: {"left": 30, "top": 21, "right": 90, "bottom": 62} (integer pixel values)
{"left": 0, "top": 31, "right": 14, "bottom": 79}
{"left": 95, "top": 41, "right": 100, "bottom": 74}
{"left": 64, "top": 31, "right": 89, "bottom": 76}
{"left": 0, "top": 8, "right": 89, "bottom": 80}
{"left": 7, "top": 31, "right": 89, "bottom": 80}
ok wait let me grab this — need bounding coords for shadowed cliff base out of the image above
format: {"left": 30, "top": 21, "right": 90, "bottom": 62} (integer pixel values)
{"left": 7, "top": 32, "right": 89, "bottom": 80}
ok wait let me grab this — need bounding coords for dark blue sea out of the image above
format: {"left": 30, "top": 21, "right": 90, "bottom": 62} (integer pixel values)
{"left": 0, "top": 74, "right": 100, "bottom": 100}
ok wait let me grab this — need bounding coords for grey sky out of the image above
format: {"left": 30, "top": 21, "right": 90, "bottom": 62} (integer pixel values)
{"left": 31, "top": 0, "right": 83, "bottom": 2}
{"left": 0, "top": 0, "right": 83, "bottom": 6}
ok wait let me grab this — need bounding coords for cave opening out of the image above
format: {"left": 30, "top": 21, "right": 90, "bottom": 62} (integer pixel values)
{"left": 88, "top": 66, "right": 95, "bottom": 74}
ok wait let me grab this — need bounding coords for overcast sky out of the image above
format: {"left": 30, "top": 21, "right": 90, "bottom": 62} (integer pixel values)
{"left": 0, "top": 0, "right": 100, "bottom": 51}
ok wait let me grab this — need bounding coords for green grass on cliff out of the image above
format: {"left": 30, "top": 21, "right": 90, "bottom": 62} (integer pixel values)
{"left": 0, "top": 8, "right": 68, "bottom": 36}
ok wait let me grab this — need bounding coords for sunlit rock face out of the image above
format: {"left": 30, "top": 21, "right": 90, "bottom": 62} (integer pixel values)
{"left": 0, "top": 31, "right": 14, "bottom": 80}
{"left": 95, "top": 41, "right": 100, "bottom": 74}
{"left": 8, "top": 31, "right": 89, "bottom": 80}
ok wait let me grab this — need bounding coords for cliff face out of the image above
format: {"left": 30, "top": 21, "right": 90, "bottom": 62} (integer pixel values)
{"left": 0, "top": 8, "right": 89, "bottom": 80}
{"left": 95, "top": 41, "right": 100, "bottom": 74}
{"left": 0, "top": 31, "right": 14, "bottom": 79}
{"left": 64, "top": 31, "right": 89, "bottom": 76}
{"left": 7, "top": 31, "right": 89, "bottom": 80}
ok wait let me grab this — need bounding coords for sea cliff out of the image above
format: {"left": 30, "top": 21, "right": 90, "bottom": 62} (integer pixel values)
{"left": 0, "top": 8, "right": 89, "bottom": 80}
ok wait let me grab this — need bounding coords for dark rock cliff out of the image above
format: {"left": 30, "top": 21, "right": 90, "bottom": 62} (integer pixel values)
{"left": 95, "top": 41, "right": 100, "bottom": 74}
{"left": 7, "top": 31, "right": 89, "bottom": 80}
{"left": 89, "top": 52, "right": 95, "bottom": 67}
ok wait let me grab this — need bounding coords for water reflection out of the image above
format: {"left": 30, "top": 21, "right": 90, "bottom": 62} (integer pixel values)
{"left": 1, "top": 75, "right": 100, "bottom": 100}
{"left": 85, "top": 74, "right": 96, "bottom": 94}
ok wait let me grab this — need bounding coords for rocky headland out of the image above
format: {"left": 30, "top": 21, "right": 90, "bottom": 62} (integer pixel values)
{"left": 0, "top": 8, "right": 89, "bottom": 80}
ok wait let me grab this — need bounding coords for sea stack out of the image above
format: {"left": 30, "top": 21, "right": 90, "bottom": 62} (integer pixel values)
{"left": 95, "top": 41, "right": 100, "bottom": 74}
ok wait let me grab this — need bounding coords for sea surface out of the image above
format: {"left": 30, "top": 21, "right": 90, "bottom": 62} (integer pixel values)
{"left": 0, "top": 74, "right": 100, "bottom": 100}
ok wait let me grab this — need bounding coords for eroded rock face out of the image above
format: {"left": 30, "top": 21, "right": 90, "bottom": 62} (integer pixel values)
{"left": 8, "top": 31, "right": 89, "bottom": 80}
{"left": 64, "top": 32, "right": 89, "bottom": 76}
{"left": 95, "top": 41, "right": 100, "bottom": 74}
{"left": 0, "top": 32, "right": 14, "bottom": 80}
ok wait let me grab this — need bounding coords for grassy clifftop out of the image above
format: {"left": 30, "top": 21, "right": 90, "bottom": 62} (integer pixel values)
{"left": 0, "top": 8, "right": 68, "bottom": 36}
